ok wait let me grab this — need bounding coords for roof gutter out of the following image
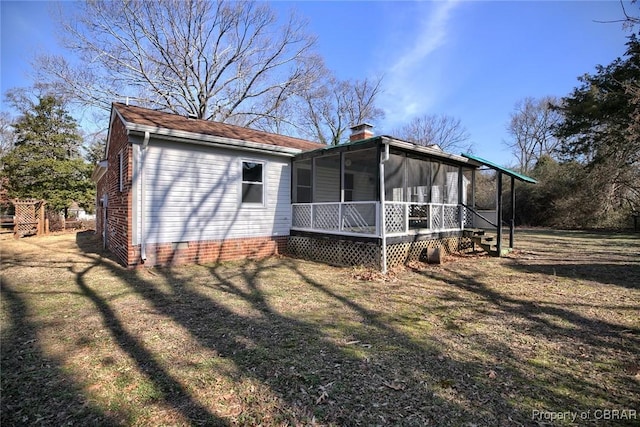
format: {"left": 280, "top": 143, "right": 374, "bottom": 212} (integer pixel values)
{"left": 125, "top": 123, "right": 303, "bottom": 157}
{"left": 382, "top": 137, "right": 475, "bottom": 165}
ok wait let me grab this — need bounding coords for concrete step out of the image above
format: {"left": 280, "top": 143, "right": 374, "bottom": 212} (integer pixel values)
{"left": 472, "top": 235, "right": 495, "bottom": 245}
{"left": 463, "top": 228, "right": 485, "bottom": 237}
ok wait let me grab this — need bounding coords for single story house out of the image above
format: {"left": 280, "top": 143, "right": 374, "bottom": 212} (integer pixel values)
{"left": 93, "top": 103, "right": 534, "bottom": 270}
{"left": 67, "top": 201, "right": 96, "bottom": 221}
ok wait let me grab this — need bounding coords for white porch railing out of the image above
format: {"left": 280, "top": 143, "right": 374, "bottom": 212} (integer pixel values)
{"left": 384, "top": 202, "right": 471, "bottom": 236}
{"left": 291, "top": 202, "right": 379, "bottom": 237}
{"left": 292, "top": 202, "right": 472, "bottom": 238}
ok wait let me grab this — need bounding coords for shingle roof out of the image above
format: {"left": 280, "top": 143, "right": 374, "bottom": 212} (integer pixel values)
{"left": 113, "top": 102, "right": 324, "bottom": 152}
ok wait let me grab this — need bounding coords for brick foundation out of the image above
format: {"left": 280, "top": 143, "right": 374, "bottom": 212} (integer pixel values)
{"left": 129, "top": 235, "right": 288, "bottom": 267}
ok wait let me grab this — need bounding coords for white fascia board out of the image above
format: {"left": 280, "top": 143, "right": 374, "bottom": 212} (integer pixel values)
{"left": 383, "top": 137, "right": 475, "bottom": 165}
{"left": 104, "top": 107, "right": 121, "bottom": 159}
{"left": 91, "top": 160, "right": 108, "bottom": 182}
{"left": 125, "top": 123, "right": 302, "bottom": 157}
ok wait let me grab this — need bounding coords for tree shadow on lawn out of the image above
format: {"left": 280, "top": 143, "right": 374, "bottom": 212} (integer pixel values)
{"left": 71, "top": 231, "right": 536, "bottom": 425}
{"left": 509, "top": 262, "right": 640, "bottom": 290}
{"left": 3, "top": 230, "right": 639, "bottom": 425}
{"left": 1, "top": 279, "right": 118, "bottom": 426}
{"left": 510, "top": 229, "right": 640, "bottom": 290}
{"left": 409, "top": 262, "right": 640, "bottom": 420}
{"left": 73, "top": 231, "right": 640, "bottom": 425}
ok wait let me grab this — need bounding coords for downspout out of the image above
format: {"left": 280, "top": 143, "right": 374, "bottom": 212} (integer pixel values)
{"left": 140, "top": 131, "right": 150, "bottom": 261}
{"left": 379, "top": 142, "right": 390, "bottom": 273}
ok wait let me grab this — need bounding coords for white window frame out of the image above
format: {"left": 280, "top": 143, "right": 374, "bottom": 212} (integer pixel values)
{"left": 240, "top": 159, "right": 265, "bottom": 207}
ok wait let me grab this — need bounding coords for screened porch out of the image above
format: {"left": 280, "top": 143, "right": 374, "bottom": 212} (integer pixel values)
{"left": 290, "top": 140, "right": 476, "bottom": 239}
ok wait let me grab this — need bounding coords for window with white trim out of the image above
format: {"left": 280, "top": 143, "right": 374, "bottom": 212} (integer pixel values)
{"left": 241, "top": 161, "right": 264, "bottom": 205}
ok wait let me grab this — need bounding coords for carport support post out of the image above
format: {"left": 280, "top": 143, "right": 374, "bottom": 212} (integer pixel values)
{"left": 496, "top": 171, "right": 503, "bottom": 256}
{"left": 510, "top": 176, "right": 515, "bottom": 249}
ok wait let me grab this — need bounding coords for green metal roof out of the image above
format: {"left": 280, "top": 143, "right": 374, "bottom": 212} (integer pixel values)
{"left": 462, "top": 153, "right": 537, "bottom": 184}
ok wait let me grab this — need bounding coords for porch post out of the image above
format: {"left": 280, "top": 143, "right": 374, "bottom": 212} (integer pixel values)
{"left": 510, "top": 176, "right": 515, "bottom": 249}
{"left": 471, "top": 169, "right": 476, "bottom": 228}
{"left": 379, "top": 143, "right": 389, "bottom": 273}
{"left": 458, "top": 166, "right": 464, "bottom": 229}
{"left": 496, "top": 171, "right": 503, "bottom": 256}
{"left": 429, "top": 204, "right": 433, "bottom": 230}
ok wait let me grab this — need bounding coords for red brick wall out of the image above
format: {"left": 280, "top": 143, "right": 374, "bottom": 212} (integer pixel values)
{"left": 96, "top": 113, "right": 290, "bottom": 268}
{"left": 133, "top": 235, "right": 288, "bottom": 267}
{"left": 95, "top": 117, "right": 132, "bottom": 266}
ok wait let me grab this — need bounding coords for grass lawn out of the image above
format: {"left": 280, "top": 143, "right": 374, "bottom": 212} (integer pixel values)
{"left": 1, "top": 229, "right": 639, "bottom": 426}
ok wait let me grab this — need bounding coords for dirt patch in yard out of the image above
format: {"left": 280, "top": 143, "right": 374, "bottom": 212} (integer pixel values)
{"left": 1, "top": 229, "right": 639, "bottom": 426}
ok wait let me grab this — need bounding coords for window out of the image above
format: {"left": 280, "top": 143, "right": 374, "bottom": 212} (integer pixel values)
{"left": 343, "top": 148, "right": 377, "bottom": 201}
{"left": 293, "top": 160, "right": 312, "bottom": 203}
{"left": 344, "top": 173, "right": 354, "bottom": 201}
{"left": 118, "top": 151, "right": 124, "bottom": 192}
{"left": 241, "top": 161, "right": 264, "bottom": 204}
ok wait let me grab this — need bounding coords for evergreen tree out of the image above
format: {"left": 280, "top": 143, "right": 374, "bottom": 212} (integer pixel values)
{"left": 1, "top": 96, "right": 94, "bottom": 213}
{"left": 553, "top": 33, "right": 640, "bottom": 224}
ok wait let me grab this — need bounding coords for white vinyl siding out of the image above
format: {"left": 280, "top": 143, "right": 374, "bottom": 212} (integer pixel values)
{"left": 135, "top": 139, "right": 291, "bottom": 245}
{"left": 314, "top": 165, "right": 340, "bottom": 202}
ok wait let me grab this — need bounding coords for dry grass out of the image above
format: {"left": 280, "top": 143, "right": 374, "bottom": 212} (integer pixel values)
{"left": 1, "top": 229, "right": 639, "bottom": 426}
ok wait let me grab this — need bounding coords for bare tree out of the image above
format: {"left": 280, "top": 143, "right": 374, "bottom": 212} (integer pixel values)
{"left": 0, "top": 112, "right": 16, "bottom": 158}
{"left": 36, "top": 0, "right": 319, "bottom": 129}
{"left": 392, "top": 114, "right": 471, "bottom": 153}
{"left": 298, "top": 74, "right": 384, "bottom": 145}
{"left": 505, "top": 96, "right": 562, "bottom": 173}
{"left": 595, "top": 0, "right": 639, "bottom": 30}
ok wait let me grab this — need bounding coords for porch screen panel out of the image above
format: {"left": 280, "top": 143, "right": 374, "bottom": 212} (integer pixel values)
{"left": 431, "top": 162, "right": 444, "bottom": 203}
{"left": 314, "top": 154, "right": 340, "bottom": 202}
{"left": 445, "top": 164, "right": 459, "bottom": 204}
{"left": 406, "top": 157, "right": 431, "bottom": 203}
{"left": 462, "top": 168, "right": 474, "bottom": 227}
{"left": 384, "top": 154, "right": 405, "bottom": 201}
{"left": 293, "top": 159, "right": 311, "bottom": 203}
{"left": 344, "top": 148, "right": 377, "bottom": 201}
{"left": 462, "top": 168, "right": 473, "bottom": 205}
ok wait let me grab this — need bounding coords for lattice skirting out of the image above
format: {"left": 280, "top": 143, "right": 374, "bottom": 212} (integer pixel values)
{"left": 288, "top": 235, "right": 473, "bottom": 270}
{"left": 385, "top": 236, "right": 473, "bottom": 269}
{"left": 288, "top": 236, "right": 381, "bottom": 268}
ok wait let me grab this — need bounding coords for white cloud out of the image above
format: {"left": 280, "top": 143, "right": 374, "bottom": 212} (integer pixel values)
{"left": 379, "top": 0, "right": 461, "bottom": 132}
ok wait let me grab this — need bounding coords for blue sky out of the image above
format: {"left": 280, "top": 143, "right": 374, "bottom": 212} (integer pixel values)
{"left": 1, "top": 0, "right": 635, "bottom": 166}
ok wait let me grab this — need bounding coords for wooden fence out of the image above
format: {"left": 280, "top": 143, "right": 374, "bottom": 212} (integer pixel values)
{"left": 3, "top": 199, "right": 49, "bottom": 239}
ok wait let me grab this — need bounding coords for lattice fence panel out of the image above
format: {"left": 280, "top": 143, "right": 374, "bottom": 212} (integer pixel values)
{"left": 385, "top": 236, "right": 473, "bottom": 269}
{"left": 13, "top": 199, "right": 44, "bottom": 237}
{"left": 313, "top": 204, "right": 340, "bottom": 230}
{"left": 385, "top": 204, "right": 406, "bottom": 234}
{"left": 288, "top": 236, "right": 315, "bottom": 259}
{"left": 461, "top": 206, "right": 473, "bottom": 228}
{"left": 289, "top": 235, "right": 473, "bottom": 271}
{"left": 443, "top": 205, "right": 460, "bottom": 229}
{"left": 386, "top": 243, "right": 410, "bottom": 268}
{"left": 292, "top": 205, "right": 312, "bottom": 228}
{"left": 431, "top": 206, "right": 443, "bottom": 230}
{"left": 288, "top": 236, "right": 381, "bottom": 268}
